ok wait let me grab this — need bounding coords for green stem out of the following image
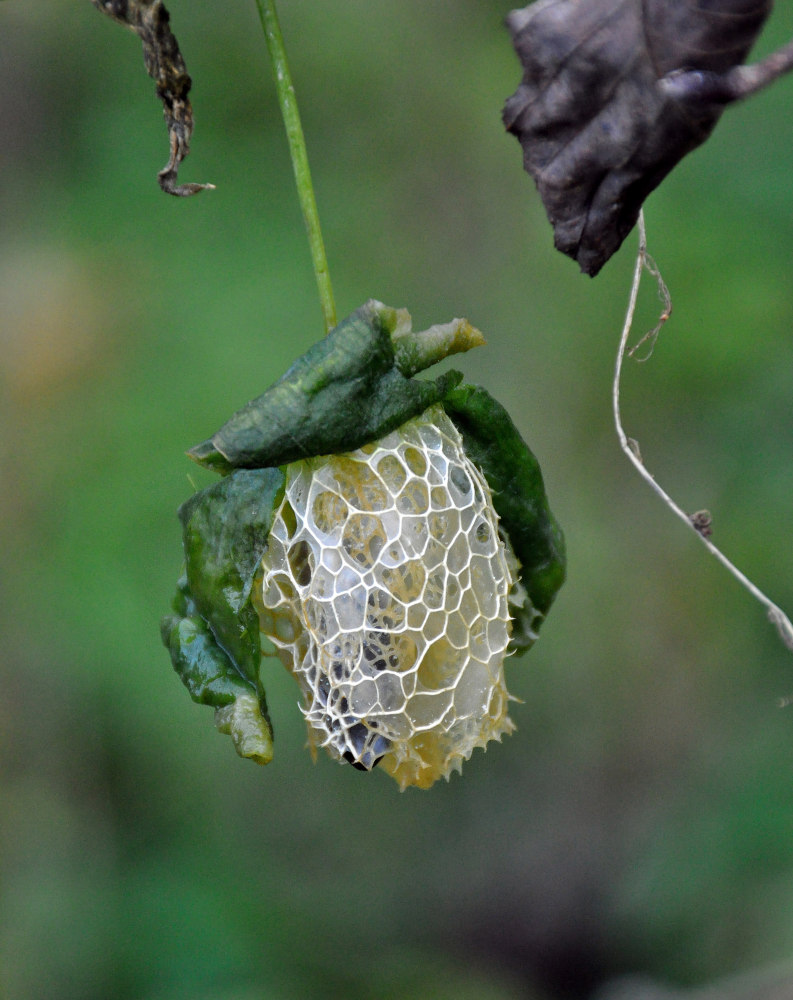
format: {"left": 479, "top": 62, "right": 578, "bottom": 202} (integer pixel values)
{"left": 255, "top": 0, "right": 337, "bottom": 334}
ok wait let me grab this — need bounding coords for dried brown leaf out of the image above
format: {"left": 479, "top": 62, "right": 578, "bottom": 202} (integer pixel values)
{"left": 91, "top": 0, "right": 214, "bottom": 196}
{"left": 504, "top": 0, "right": 793, "bottom": 275}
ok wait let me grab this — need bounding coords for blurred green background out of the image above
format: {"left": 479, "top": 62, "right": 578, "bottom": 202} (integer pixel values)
{"left": 2, "top": 3, "right": 793, "bottom": 999}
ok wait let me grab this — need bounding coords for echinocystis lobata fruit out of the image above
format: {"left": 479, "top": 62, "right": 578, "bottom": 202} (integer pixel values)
{"left": 161, "top": 301, "right": 565, "bottom": 788}
{"left": 258, "top": 406, "right": 522, "bottom": 789}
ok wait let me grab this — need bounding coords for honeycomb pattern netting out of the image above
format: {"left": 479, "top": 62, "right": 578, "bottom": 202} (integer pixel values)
{"left": 256, "top": 405, "right": 527, "bottom": 789}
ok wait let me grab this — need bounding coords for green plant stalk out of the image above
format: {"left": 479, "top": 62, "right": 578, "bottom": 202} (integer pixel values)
{"left": 255, "top": 0, "right": 337, "bottom": 333}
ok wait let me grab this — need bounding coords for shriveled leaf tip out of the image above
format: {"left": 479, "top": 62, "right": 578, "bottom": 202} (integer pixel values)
{"left": 91, "top": 0, "right": 214, "bottom": 196}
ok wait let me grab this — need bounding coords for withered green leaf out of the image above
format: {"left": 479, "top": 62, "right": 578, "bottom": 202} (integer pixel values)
{"left": 160, "top": 467, "right": 286, "bottom": 765}
{"left": 91, "top": 0, "right": 214, "bottom": 196}
{"left": 188, "top": 301, "right": 468, "bottom": 474}
{"left": 504, "top": 0, "right": 793, "bottom": 275}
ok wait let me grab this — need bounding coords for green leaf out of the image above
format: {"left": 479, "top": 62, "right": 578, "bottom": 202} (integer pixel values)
{"left": 443, "top": 383, "right": 566, "bottom": 650}
{"left": 188, "top": 300, "right": 479, "bottom": 473}
{"left": 160, "top": 466, "right": 285, "bottom": 763}
{"left": 161, "top": 578, "right": 256, "bottom": 707}
{"left": 177, "top": 466, "right": 285, "bottom": 677}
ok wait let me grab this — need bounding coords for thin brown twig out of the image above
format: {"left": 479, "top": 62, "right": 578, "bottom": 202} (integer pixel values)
{"left": 613, "top": 211, "right": 793, "bottom": 653}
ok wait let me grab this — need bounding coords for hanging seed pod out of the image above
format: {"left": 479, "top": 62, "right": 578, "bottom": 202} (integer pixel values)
{"left": 161, "top": 301, "right": 565, "bottom": 788}
{"left": 257, "top": 407, "right": 519, "bottom": 789}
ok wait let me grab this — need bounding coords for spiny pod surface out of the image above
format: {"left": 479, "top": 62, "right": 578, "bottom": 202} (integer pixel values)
{"left": 257, "top": 405, "right": 519, "bottom": 790}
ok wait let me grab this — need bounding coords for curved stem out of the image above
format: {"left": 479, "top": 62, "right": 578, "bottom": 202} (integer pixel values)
{"left": 255, "top": 0, "right": 337, "bottom": 333}
{"left": 613, "top": 212, "right": 793, "bottom": 654}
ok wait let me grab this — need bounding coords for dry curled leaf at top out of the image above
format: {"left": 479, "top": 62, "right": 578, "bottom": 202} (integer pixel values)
{"left": 503, "top": 0, "right": 790, "bottom": 275}
{"left": 91, "top": 0, "right": 214, "bottom": 195}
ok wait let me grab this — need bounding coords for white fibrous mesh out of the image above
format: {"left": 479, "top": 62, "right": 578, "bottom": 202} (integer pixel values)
{"left": 256, "top": 404, "right": 524, "bottom": 789}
